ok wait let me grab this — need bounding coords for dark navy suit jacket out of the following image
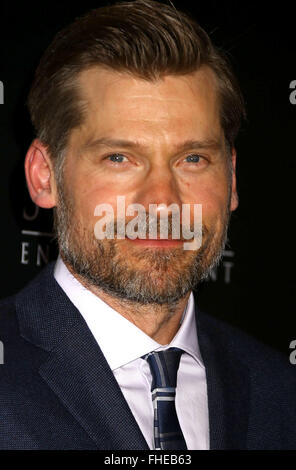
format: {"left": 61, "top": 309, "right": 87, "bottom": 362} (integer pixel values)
{"left": 0, "top": 261, "right": 296, "bottom": 449}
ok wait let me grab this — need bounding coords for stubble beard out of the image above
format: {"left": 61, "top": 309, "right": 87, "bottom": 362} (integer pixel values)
{"left": 53, "top": 180, "right": 231, "bottom": 306}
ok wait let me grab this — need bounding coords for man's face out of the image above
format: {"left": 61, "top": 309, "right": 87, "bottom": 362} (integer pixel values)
{"left": 54, "top": 66, "right": 237, "bottom": 305}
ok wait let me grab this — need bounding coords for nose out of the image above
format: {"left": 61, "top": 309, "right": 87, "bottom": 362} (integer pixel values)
{"left": 133, "top": 164, "right": 183, "bottom": 212}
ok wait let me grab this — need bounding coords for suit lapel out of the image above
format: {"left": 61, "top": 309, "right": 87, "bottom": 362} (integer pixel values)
{"left": 38, "top": 317, "right": 149, "bottom": 449}
{"left": 16, "top": 263, "right": 149, "bottom": 450}
{"left": 194, "top": 293, "right": 251, "bottom": 450}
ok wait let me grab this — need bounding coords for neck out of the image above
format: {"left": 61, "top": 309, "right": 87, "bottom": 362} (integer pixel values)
{"left": 65, "top": 261, "right": 191, "bottom": 345}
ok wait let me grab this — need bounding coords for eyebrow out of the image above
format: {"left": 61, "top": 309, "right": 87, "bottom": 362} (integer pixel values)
{"left": 81, "top": 137, "right": 223, "bottom": 153}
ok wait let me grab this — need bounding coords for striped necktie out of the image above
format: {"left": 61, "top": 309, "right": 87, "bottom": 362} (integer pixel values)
{"left": 142, "top": 347, "right": 187, "bottom": 450}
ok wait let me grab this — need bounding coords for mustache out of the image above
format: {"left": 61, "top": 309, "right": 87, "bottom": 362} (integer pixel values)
{"left": 102, "top": 213, "right": 207, "bottom": 241}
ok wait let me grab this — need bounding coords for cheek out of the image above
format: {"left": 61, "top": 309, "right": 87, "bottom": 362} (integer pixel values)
{"left": 186, "top": 178, "right": 230, "bottom": 220}
{"left": 69, "top": 166, "right": 117, "bottom": 216}
{"left": 68, "top": 162, "right": 139, "bottom": 218}
{"left": 76, "top": 188, "right": 118, "bottom": 222}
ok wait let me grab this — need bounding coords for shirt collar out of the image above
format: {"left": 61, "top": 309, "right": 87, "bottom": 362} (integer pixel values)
{"left": 54, "top": 255, "right": 204, "bottom": 370}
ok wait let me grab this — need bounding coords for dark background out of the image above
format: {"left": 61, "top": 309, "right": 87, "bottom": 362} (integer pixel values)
{"left": 0, "top": 0, "right": 295, "bottom": 354}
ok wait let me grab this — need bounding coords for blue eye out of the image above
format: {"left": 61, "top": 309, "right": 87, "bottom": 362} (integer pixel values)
{"left": 108, "top": 154, "right": 127, "bottom": 163}
{"left": 185, "top": 154, "right": 201, "bottom": 163}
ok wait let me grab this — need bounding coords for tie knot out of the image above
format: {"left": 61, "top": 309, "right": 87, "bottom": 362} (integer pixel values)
{"left": 143, "top": 347, "right": 184, "bottom": 390}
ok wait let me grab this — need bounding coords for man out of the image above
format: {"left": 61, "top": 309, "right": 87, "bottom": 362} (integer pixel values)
{"left": 0, "top": 0, "right": 296, "bottom": 450}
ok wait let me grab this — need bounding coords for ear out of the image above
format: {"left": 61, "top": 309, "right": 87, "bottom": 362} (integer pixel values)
{"left": 230, "top": 147, "right": 239, "bottom": 212}
{"left": 24, "top": 139, "right": 57, "bottom": 209}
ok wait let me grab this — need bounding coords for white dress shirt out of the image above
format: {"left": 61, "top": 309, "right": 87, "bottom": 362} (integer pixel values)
{"left": 54, "top": 255, "right": 209, "bottom": 449}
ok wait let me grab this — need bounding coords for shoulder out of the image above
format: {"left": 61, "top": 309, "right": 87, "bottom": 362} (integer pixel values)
{"left": 197, "top": 308, "right": 296, "bottom": 387}
{"left": 0, "top": 262, "right": 58, "bottom": 356}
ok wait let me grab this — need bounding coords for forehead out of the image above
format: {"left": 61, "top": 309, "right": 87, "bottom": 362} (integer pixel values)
{"left": 75, "top": 65, "right": 222, "bottom": 146}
